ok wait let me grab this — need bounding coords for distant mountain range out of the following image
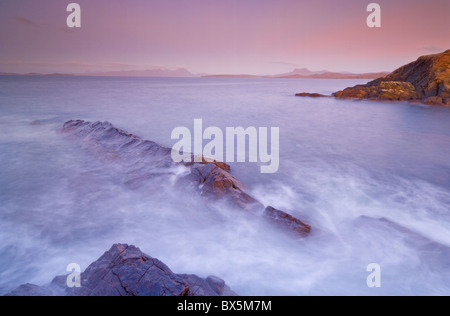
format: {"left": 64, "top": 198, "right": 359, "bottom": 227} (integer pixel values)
{"left": 0, "top": 67, "right": 389, "bottom": 79}
{"left": 85, "top": 68, "right": 196, "bottom": 78}
{"left": 204, "top": 68, "right": 390, "bottom": 79}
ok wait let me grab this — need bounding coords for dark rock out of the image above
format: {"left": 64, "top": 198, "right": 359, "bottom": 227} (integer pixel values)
{"left": 334, "top": 50, "right": 450, "bottom": 105}
{"left": 295, "top": 92, "right": 329, "bottom": 98}
{"left": 74, "top": 244, "right": 190, "bottom": 296}
{"left": 179, "top": 275, "right": 238, "bottom": 296}
{"left": 264, "top": 206, "right": 311, "bottom": 237}
{"left": 6, "top": 244, "right": 238, "bottom": 297}
{"left": 61, "top": 120, "right": 310, "bottom": 236}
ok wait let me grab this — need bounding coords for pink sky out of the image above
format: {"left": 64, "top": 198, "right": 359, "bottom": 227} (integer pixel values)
{"left": 0, "top": 0, "right": 448, "bottom": 74}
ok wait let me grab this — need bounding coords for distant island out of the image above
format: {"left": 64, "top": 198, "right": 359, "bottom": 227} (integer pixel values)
{"left": 0, "top": 68, "right": 196, "bottom": 78}
{"left": 297, "top": 50, "right": 450, "bottom": 106}
{"left": 203, "top": 68, "right": 389, "bottom": 79}
{"left": 0, "top": 67, "right": 389, "bottom": 80}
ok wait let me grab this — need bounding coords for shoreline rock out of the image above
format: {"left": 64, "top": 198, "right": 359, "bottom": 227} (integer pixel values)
{"left": 333, "top": 50, "right": 450, "bottom": 106}
{"left": 5, "top": 244, "right": 238, "bottom": 296}
{"left": 264, "top": 207, "right": 311, "bottom": 237}
{"left": 296, "top": 50, "right": 450, "bottom": 106}
{"left": 295, "top": 92, "right": 330, "bottom": 98}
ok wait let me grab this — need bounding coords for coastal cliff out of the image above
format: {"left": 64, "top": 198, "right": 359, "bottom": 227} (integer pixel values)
{"left": 334, "top": 50, "right": 450, "bottom": 105}
{"left": 296, "top": 50, "right": 450, "bottom": 106}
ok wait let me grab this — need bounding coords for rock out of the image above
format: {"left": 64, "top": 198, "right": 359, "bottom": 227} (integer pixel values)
{"left": 335, "top": 81, "right": 419, "bottom": 101}
{"left": 62, "top": 120, "right": 310, "bottom": 236}
{"left": 334, "top": 50, "right": 450, "bottom": 105}
{"left": 199, "top": 156, "right": 231, "bottom": 172}
{"left": 187, "top": 163, "right": 263, "bottom": 213}
{"left": 424, "top": 96, "right": 450, "bottom": 106}
{"left": 179, "top": 275, "right": 238, "bottom": 296}
{"left": 6, "top": 244, "right": 238, "bottom": 296}
{"left": 295, "top": 93, "right": 329, "bottom": 98}
{"left": 263, "top": 206, "right": 311, "bottom": 237}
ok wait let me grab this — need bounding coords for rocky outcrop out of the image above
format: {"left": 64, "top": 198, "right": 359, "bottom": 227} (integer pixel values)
{"left": 61, "top": 120, "right": 311, "bottom": 236}
{"left": 334, "top": 50, "right": 450, "bottom": 105}
{"left": 334, "top": 81, "right": 420, "bottom": 101}
{"left": 295, "top": 93, "right": 329, "bottom": 98}
{"left": 6, "top": 244, "right": 238, "bottom": 296}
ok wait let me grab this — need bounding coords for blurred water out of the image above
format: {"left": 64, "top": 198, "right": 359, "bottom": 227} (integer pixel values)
{"left": 0, "top": 76, "right": 450, "bottom": 295}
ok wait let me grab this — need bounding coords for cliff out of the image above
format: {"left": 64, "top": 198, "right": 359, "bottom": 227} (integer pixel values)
{"left": 334, "top": 50, "right": 450, "bottom": 105}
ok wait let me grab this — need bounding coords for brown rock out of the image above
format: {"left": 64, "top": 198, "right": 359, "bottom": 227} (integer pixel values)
{"left": 424, "top": 96, "right": 450, "bottom": 106}
{"left": 334, "top": 50, "right": 450, "bottom": 105}
{"left": 371, "top": 49, "right": 450, "bottom": 99}
{"left": 295, "top": 92, "right": 328, "bottom": 98}
{"left": 264, "top": 206, "right": 311, "bottom": 237}
{"left": 188, "top": 163, "right": 263, "bottom": 213}
{"left": 334, "top": 85, "right": 370, "bottom": 99}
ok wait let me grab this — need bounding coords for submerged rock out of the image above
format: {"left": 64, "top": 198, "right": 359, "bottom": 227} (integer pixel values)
{"left": 61, "top": 120, "right": 310, "bottom": 236}
{"left": 6, "top": 244, "right": 238, "bottom": 296}
{"left": 334, "top": 50, "right": 450, "bottom": 105}
{"left": 264, "top": 206, "right": 311, "bottom": 237}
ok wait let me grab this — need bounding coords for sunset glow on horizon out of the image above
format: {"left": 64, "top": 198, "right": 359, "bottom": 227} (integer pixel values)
{"left": 0, "top": 0, "right": 449, "bottom": 75}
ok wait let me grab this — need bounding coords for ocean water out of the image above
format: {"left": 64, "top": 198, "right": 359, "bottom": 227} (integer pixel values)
{"left": 0, "top": 76, "right": 450, "bottom": 296}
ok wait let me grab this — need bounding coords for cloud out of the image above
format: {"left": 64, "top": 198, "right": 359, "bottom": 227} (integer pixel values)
{"left": 14, "top": 16, "right": 35, "bottom": 26}
{"left": 0, "top": 60, "right": 23, "bottom": 65}
{"left": 106, "top": 62, "right": 168, "bottom": 69}
{"left": 0, "top": 60, "right": 94, "bottom": 68}
{"left": 268, "top": 61, "right": 302, "bottom": 67}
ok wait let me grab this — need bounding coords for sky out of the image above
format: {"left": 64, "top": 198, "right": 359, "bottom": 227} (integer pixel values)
{"left": 0, "top": 0, "right": 449, "bottom": 75}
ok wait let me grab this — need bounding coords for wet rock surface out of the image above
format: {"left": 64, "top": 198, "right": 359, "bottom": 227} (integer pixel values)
{"left": 6, "top": 244, "right": 238, "bottom": 296}
{"left": 61, "top": 120, "right": 310, "bottom": 236}
{"left": 264, "top": 206, "right": 311, "bottom": 237}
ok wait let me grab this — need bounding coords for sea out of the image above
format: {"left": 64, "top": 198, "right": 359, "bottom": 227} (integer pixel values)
{"left": 0, "top": 76, "right": 450, "bottom": 296}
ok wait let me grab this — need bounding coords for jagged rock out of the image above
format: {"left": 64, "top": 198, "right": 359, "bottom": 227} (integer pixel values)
{"left": 6, "top": 244, "right": 238, "bottom": 297}
{"left": 264, "top": 206, "right": 311, "bottom": 237}
{"left": 334, "top": 50, "right": 450, "bottom": 105}
{"left": 61, "top": 120, "right": 310, "bottom": 236}
{"left": 187, "top": 163, "right": 263, "bottom": 213}
{"left": 335, "top": 81, "right": 419, "bottom": 101}
{"left": 179, "top": 275, "right": 237, "bottom": 296}
{"left": 424, "top": 96, "right": 450, "bottom": 106}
